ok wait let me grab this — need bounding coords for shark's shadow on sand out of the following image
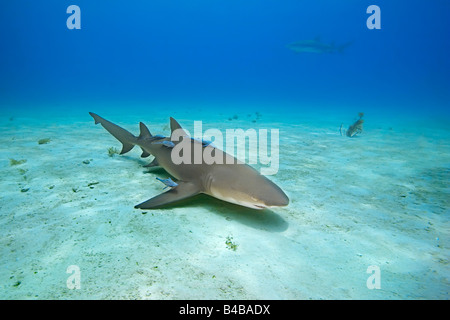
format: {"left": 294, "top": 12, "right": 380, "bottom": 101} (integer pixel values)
{"left": 146, "top": 193, "right": 289, "bottom": 233}
{"left": 129, "top": 158, "right": 286, "bottom": 232}
{"left": 137, "top": 158, "right": 288, "bottom": 232}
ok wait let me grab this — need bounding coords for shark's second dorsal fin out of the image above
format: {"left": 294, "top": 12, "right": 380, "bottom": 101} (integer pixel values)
{"left": 139, "top": 122, "right": 152, "bottom": 139}
{"left": 137, "top": 123, "right": 152, "bottom": 158}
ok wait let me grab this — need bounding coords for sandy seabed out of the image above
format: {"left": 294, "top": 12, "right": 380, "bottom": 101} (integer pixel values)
{"left": 0, "top": 109, "right": 448, "bottom": 299}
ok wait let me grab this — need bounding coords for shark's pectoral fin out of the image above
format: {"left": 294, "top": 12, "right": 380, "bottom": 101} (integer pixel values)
{"left": 134, "top": 181, "right": 201, "bottom": 209}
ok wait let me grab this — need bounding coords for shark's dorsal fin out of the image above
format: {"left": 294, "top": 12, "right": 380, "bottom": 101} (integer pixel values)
{"left": 138, "top": 122, "right": 152, "bottom": 157}
{"left": 139, "top": 122, "right": 152, "bottom": 139}
{"left": 170, "top": 117, "right": 189, "bottom": 139}
{"left": 170, "top": 117, "right": 182, "bottom": 133}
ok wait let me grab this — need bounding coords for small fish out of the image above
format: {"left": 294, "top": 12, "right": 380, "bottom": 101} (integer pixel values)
{"left": 190, "top": 137, "right": 215, "bottom": 148}
{"left": 156, "top": 177, "right": 178, "bottom": 189}
{"left": 153, "top": 140, "right": 175, "bottom": 148}
{"left": 346, "top": 113, "right": 364, "bottom": 137}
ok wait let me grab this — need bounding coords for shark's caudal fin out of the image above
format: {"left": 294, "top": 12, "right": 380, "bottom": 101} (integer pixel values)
{"left": 134, "top": 181, "right": 201, "bottom": 209}
{"left": 89, "top": 112, "right": 137, "bottom": 155}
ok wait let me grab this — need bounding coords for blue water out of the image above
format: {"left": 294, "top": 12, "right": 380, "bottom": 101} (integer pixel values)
{"left": 1, "top": 0, "right": 449, "bottom": 118}
{"left": 0, "top": 1, "right": 449, "bottom": 300}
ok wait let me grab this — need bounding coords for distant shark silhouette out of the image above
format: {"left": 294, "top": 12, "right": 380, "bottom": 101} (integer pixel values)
{"left": 89, "top": 113, "right": 289, "bottom": 210}
{"left": 287, "top": 37, "right": 352, "bottom": 54}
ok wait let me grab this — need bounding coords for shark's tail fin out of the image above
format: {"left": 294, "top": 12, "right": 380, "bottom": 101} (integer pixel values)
{"left": 89, "top": 112, "right": 137, "bottom": 155}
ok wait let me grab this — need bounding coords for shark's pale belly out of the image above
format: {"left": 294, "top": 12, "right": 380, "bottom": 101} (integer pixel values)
{"left": 208, "top": 185, "right": 265, "bottom": 209}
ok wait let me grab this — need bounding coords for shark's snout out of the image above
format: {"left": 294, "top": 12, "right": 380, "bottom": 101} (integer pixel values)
{"left": 263, "top": 191, "right": 289, "bottom": 208}
{"left": 243, "top": 191, "right": 289, "bottom": 210}
{"left": 252, "top": 175, "right": 289, "bottom": 209}
{"left": 208, "top": 173, "right": 289, "bottom": 210}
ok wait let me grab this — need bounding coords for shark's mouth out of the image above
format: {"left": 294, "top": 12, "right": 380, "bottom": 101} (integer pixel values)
{"left": 254, "top": 204, "right": 267, "bottom": 209}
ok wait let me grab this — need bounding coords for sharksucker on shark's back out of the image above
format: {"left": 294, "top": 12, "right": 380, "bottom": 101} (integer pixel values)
{"left": 88, "top": 112, "right": 289, "bottom": 210}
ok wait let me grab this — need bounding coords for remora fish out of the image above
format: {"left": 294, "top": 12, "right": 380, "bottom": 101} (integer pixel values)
{"left": 89, "top": 112, "right": 289, "bottom": 210}
{"left": 287, "top": 37, "right": 352, "bottom": 54}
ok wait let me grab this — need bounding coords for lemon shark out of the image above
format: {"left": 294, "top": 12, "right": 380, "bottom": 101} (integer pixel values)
{"left": 287, "top": 37, "right": 352, "bottom": 54}
{"left": 89, "top": 112, "right": 289, "bottom": 210}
